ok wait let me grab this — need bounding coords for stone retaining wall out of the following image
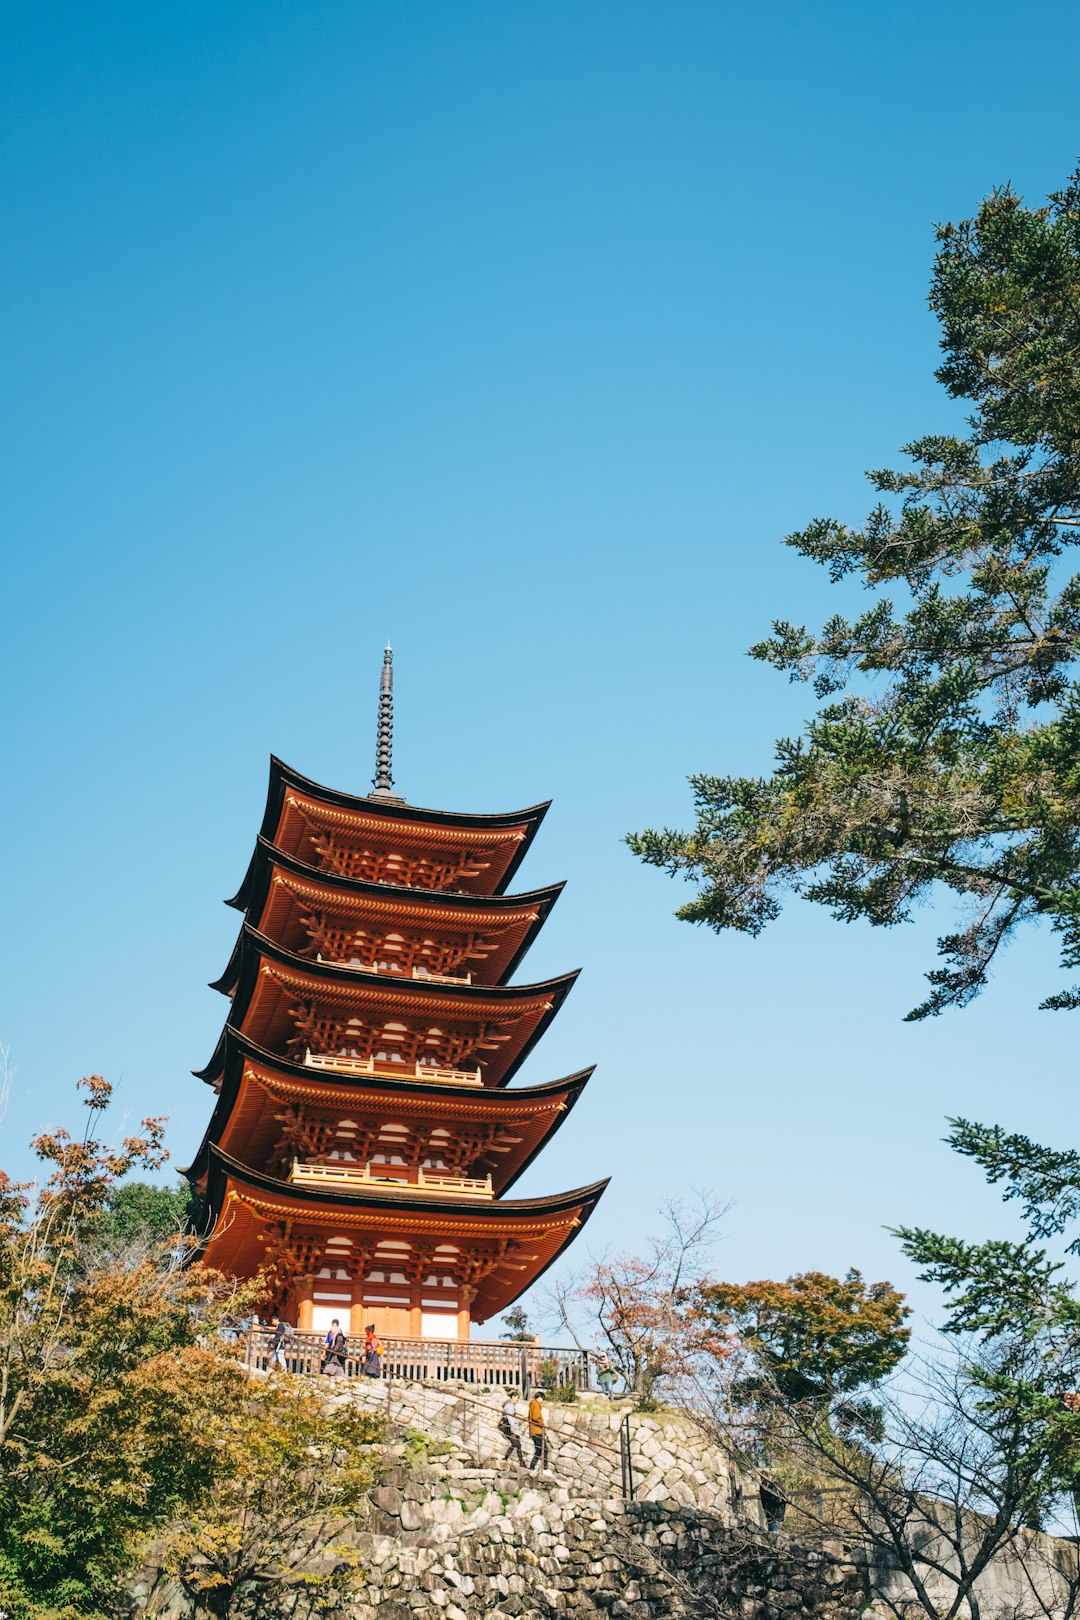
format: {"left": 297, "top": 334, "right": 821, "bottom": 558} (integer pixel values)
{"left": 349, "top": 1457, "right": 868, "bottom": 1619}
{"left": 346, "top": 1380, "right": 750, "bottom": 1519}
{"left": 130, "top": 1379, "right": 1077, "bottom": 1617}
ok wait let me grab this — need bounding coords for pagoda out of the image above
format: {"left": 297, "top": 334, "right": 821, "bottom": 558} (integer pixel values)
{"left": 187, "top": 648, "right": 607, "bottom": 1341}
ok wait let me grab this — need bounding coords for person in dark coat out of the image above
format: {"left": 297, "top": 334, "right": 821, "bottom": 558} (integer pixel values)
{"left": 498, "top": 1393, "right": 525, "bottom": 1464}
{"left": 363, "top": 1323, "right": 384, "bottom": 1378}
{"left": 269, "top": 1316, "right": 293, "bottom": 1372}
{"left": 322, "top": 1319, "right": 348, "bottom": 1379}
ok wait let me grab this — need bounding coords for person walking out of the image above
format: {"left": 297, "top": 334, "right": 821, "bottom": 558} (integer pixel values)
{"left": 528, "top": 1390, "right": 548, "bottom": 1471}
{"left": 498, "top": 1393, "right": 525, "bottom": 1465}
{"left": 269, "top": 1315, "right": 293, "bottom": 1372}
{"left": 322, "top": 1319, "right": 348, "bottom": 1380}
{"left": 362, "top": 1323, "right": 384, "bottom": 1378}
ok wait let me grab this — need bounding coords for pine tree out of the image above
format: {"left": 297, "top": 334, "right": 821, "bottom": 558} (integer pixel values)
{"left": 629, "top": 166, "right": 1080, "bottom": 1019}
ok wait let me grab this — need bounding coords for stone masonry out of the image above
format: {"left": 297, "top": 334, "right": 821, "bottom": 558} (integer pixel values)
{"left": 133, "top": 1383, "right": 870, "bottom": 1619}
{"left": 347, "top": 1381, "right": 750, "bottom": 1517}
{"left": 349, "top": 1454, "right": 868, "bottom": 1620}
{"left": 130, "top": 1379, "right": 1079, "bottom": 1618}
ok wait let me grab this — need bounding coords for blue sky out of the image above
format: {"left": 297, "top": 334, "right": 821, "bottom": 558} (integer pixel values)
{"left": 3, "top": 1, "right": 1079, "bottom": 1333}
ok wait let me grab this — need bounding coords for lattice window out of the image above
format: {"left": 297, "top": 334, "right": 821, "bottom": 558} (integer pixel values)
{"left": 257, "top": 1225, "right": 373, "bottom": 1318}
{"left": 298, "top": 914, "right": 378, "bottom": 965}
{"left": 300, "top": 917, "right": 500, "bottom": 977}
{"left": 411, "top": 933, "right": 480, "bottom": 975}
{"left": 366, "top": 1239, "right": 424, "bottom": 1287}
{"left": 287, "top": 1005, "right": 370, "bottom": 1058}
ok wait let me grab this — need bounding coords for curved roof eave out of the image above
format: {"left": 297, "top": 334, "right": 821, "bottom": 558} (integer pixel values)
{"left": 182, "top": 1033, "right": 595, "bottom": 1181}
{"left": 216, "top": 842, "right": 565, "bottom": 986}
{"left": 218, "top": 923, "right": 579, "bottom": 1026}
{"left": 229, "top": 834, "right": 565, "bottom": 920}
{"left": 226, "top": 757, "right": 552, "bottom": 907}
{"left": 495, "top": 1075, "right": 592, "bottom": 1196}
{"left": 480, "top": 1177, "right": 608, "bottom": 1324}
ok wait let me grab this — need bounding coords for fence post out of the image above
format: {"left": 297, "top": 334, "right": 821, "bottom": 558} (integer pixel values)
{"left": 619, "top": 1414, "right": 634, "bottom": 1502}
{"left": 519, "top": 1348, "right": 531, "bottom": 1399}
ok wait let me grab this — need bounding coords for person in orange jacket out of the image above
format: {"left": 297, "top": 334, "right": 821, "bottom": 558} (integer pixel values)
{"left": 528, "top": 1390, "right": 547, "bottom": 1470}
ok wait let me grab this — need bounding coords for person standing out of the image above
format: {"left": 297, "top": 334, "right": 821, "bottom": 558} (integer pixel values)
{"left": 363, "top": 1323, "right": 384, "bottom": 1378}
{"left": 498, "top": 1393, "right": 525, "bottom": 1465}
{"left": 322, "top": 1319, "right": 348, "bottom": 1380}
{"left": 528, "top": 1390, "right": 547, "bottom": 1471}
{"left": 760, "top": 1476, "right": 787, "bottom": 1533}
{"left": 269, "top": 1315, "right": 293, "bottom": 1372}
{"left": 595, "top": 1352, "right": 617, "bottom": 1397}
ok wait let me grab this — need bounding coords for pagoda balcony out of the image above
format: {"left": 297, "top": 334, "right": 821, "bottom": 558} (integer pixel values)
{"left": 239, "top": 1326, "right": 591, "bottom": 1388}
{"left": 288, "top": 1160, "right": 494, "bottom": 1198}
{"left": 314, "top": 956, "right": 473, "bottom": 986}
{"left": 302, "top": 1050, "right": 484, "bottom": 1086}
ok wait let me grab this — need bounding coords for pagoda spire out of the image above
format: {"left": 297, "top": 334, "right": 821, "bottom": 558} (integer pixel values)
{"left": 370, "top": 644, "right": 402, "bottom": 801}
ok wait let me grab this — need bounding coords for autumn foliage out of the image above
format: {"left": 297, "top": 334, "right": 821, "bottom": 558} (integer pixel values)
{"left": 0, "top": 1075, "right": 383, "bottom": 1620}
{"left": 552, "top": 1195, "right": 726, "bottom": 1406}
{"left": 697, "top": 1268, "right": 911, "bottom": 1401}
{"left": 1, "top": 1079, "right": 226, "bottom": 1616}
{"left": 163, "top": 1380, "right": 382, "bottom": 1616}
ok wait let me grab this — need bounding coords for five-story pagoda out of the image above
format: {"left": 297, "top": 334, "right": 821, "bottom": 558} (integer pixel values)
{"left": 187, "top": 649, "right": 606, "bottom": 1342}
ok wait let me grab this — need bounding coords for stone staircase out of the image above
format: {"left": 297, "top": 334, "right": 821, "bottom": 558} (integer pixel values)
{"left": 343, "top": 1381, "right": 744, "bottom": 1516}
{"left": 333, "top": 1385, "right": 870, "bottom": 1617}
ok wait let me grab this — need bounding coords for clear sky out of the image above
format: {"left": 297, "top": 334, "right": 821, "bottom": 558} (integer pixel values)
{"left": 3, "top": 0, "right": 1079, "bottom": 1334}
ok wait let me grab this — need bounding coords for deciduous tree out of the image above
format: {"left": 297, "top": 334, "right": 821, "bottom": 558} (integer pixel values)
{"left": 696, "top": 1268, "right": 910, "bottom": 1403}
{"left": 0, "top": 1077, "right": 249, "bottom": 1620}
{"left": 162, "top": 1379, "right": 383, "bottom": 1618}
{"left": 551, "top": 1193, "right": 727, "bottom": 1407}
{"left": 764, "top": 1337, "right": 1080, "bottom": 1620}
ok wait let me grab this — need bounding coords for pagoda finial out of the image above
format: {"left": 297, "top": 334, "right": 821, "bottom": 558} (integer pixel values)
{"left": 370, "top": 643, "right": 401, "bottom": 800}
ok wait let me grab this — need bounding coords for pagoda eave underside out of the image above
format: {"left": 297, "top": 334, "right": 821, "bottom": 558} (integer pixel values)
{"left": 201, "top": 1153, "right": 606, "bottom": 1321}
{"left": 222, "top": 851, "right": 563, "bottom": 987}
{"left": 185, "top": 1053, "right": 593, "bottom": 1194}
{"left": 229, "top": 758, "right": 551, "bottom": 907}
{"left": 205, "top": 932, "right": 577, "bottom": 1088}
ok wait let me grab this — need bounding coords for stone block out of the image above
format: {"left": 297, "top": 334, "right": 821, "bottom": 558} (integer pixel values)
{"left": 399, "top": 1500, "right": 427, "bottom": 1531}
